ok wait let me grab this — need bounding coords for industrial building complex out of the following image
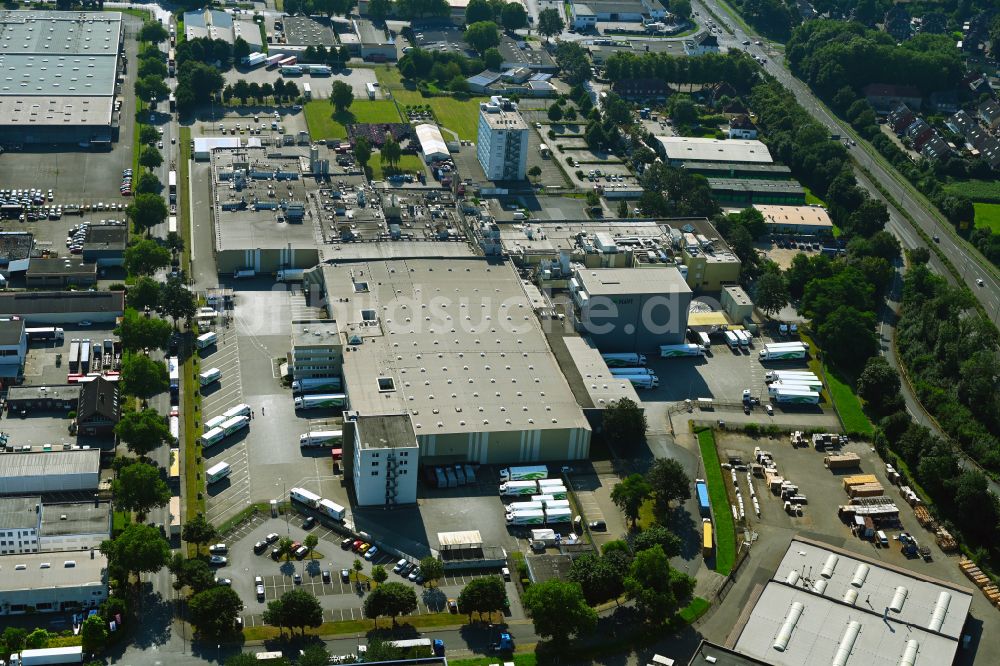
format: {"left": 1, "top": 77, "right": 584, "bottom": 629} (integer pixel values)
{"left": 0, "top": 10, "right": 123, "bottom": 146}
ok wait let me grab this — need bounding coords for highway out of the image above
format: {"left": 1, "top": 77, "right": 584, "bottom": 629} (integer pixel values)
{"left": 689, "top": 0, "right": 1000, "bottom": 324}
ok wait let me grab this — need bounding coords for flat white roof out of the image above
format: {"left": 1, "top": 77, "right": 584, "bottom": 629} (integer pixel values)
{"left": 562, "top": 337, "right": 640, "bottom": 408}
{"left": 437, "top": 530, "right": 482, "bottom": 548}
{"left": 732, "top": 537, "right": 973, "bottom": 666}
{"left": 194, "top": 137, "right": 242, "bottom": 152}
{"left": 656, "top": 136, "right": 773, "bottom": 164}
{"left": 415, "top": 123, "right": 448, "bottom": 160}
{"left": 321, "top": 258, "right": 590, "bottom": 435}
{"left": 754, "top": 204, "right": 834, "bottom": 228}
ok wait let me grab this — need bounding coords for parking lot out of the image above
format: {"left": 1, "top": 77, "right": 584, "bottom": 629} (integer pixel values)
{"left": 200, "top": 288, "right": 343, "bottom": 525}
{"left": 223, "top": 66, "right": 379, "bottom": 100}
{"left": 215, "top": 515, "right": 518, "bottom": 627}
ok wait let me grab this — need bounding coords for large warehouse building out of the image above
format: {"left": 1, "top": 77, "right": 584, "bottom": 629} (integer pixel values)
{"left": 0, "top": 450, "right": 100, "bottom": 495}
{"left": 304, "top": 257, "right": 591, "bottom": 506}
{"left": 728, "top": 536, "right": 973, "bottom": 666}
{"left": 0, "top": 10, "right": 123, "bottom": 146}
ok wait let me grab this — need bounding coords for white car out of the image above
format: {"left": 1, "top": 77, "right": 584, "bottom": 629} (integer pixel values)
{"left": 209, "top": 543, "right": 228, "bottom": 554}
{"left": 157, "top": 140, "right": 163, "bottom": 149}
{"left": 209, "top": 555, "right": 227, "bottom": 566}
{"left": 977, "top": 278, "right": 985, "bottom": 287}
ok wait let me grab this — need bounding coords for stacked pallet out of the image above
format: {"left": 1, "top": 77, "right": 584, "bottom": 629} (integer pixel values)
{"left": 848, "top": 482, "right": 885, "bottom": 498}
{"left": 960, "top": 558, "right": 1000, "bottom": 608}
{"left": 936, "top": 528, "right": 958, "bottom": 552}
{"left": 914, "top": 505, "right": 934, "bottom": 528}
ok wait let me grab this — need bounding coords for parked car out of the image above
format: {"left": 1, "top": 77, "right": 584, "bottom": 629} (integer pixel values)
{"left": 341, "top": 569, "right": 351, "bottom": 583}
{"left": 448, "top": 599, "right": 458, "bottom": 613}
{"left": 322, "top": 570, "right": 331, "bottom": 583}
{"left": 303, "top": 516, "right": 316, "bottom": 529}
{"left": 209, "top": 555, "right": 227, "bottom": 566}
{"left": 364, "top": 546, "right": 379, "bottom": 560}
{"left": 253, "top": 540, "right": 267, "bottom": 554}
{"left": 352, "top": 540, "right": 364, "bottom": 552}
{"left": 271, "top": 547, "right": 281, "bottom": 560}
{"left": 293, "top": 573, "right": 302, "bottom": 584}
{"left": 294, "top": 545, "right": 309, "bottom": 559}
{"left": 588, "top": 520, "right": 607, "bottom": 531}
{"left": 394, "top": 559, "right": 407, "bottom": 574}
{"left": 255, "top": 576, "right": 265, "bottom": 600}
{"left": 341, "top": 538, "right": 354, "bottom": 550}
{"left": 209, "top": 543, "right": 227, "bottom": 554}
{"left": 502, "top": 567, "right": 511, "bottom": 581}
{"left": 408, "top": 568, "right": 421, "bottom": 582}
{"left": 215, "top": 577, "right": 232, "bottom": 586}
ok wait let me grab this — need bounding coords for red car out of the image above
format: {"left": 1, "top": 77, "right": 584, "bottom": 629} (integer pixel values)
{"left": 352, "top": 540, "right": 364, "bottom": 552}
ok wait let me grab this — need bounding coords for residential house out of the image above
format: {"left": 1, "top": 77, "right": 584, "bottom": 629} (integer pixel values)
{"left": 905, "top": 118, "right": 935, "bottom": 151}
{"left": 928, "top": 90, "right": 959, "bottom": 114}
{"left": 920, "top": 136, "right": 951, "bottom": 161}
{"left": 962, "top": 72, "right": 991, "bottom": 99}
{"left": 918, "top": 12, "right": 948, "bottom": 34}
{"left": 684, "top": 32, "right": 720, "bottom": 56}
{"left": 887, "top": 104, "right": 916, "bottom": 134}
{"left": 947, "top": 111, "right": 1000, "bottom": 169}
{"left": 728, "top": 115, "right": 758, "bottom": 140}
{"left": 883, "top": 4, "right": 912, "bottom": 41}
{"left": 863, "top": 83, "right": 922, "bottom": 113}
{"left": 979, "top": 100, "right": 1000, "bottom": 130}
{"left": 611, "top": 78, "right": 671, "bottom": 102}
{"left": 76, "top": 376, "right": 120, "bottom": 436}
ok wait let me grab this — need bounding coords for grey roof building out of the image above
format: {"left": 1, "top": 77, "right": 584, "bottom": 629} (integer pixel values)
{"left": 82, "top": 224, "right": 127, "bottom": 267}
{"left": 498, "top": 36, "right": 557, "bottom": 73}
{"left": 0, "top": 550, "right": 108, "bottom": 615}
{"left": 284, "top": 15, "right": 337, "bottom": 48}
{"left": 0, "top": 11, "right": 123, "bottom": 146}
{"left": 0, "top": 232, "right": 33, "bottom": 276}
{"left": 25, "top": 258, "right": 97, "bottom": 288}
{"left": 571, "top": 266, "right": 692, "bottom": 352}
{"left": 0, "top": 450, "right": 101, "bottom": 495}
{"left": 0, "top": 291, "right": 124, "bottom": 324}
{"left": 183, "top": 8, "right": 263, "bottom": 51}
{"left": 76, "top": 376, "right": 120, "bottom": 436}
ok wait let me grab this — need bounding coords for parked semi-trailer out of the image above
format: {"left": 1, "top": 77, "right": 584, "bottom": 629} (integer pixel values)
{"left": 724, "top": 331, "right": 740, "bottom": 349}
{"left": 499, "top": 465, "right": 548, "bottom": 482}
{"left": 544, "top": 507, "right": 572, "bottom": 524}
{"left": 299, "top": 430, "right": 343, "bottom": 447}
{"left": 291, "top": 377, "right": 343, "bottom": 393}
{"left": 703, "top": 518, "right": 714, "bottom": 558}
{"left": 759, "top": 346, "right": 808, "bottom": 361}
{"left": 318, "top": 498, "right": 346, "bottom": 521}
{"left": 771, "top": 388, "right": 821, "bottom": 405}
{"left": 244, "top": 53, "right": 267, "bottom": 68}
{"left": 500, "top": 480, "right": 540, "bottom": 497}
{"left": 294, "top": 393, "right": 347, "bottom": 410}
{"left": 221, "top": 415, "right": 249, "bottom": 435}
{"left": 765, "top": 371, "right": 819, "bottom": 382}
{"left": 206, "top": 462, "right": 232, "bottom": 484}
{"left": 290, "top": 487, "right": 321, "bottom": 508}
{"left": 506, "top": 509, "right": 545, "bottom": 525}
{"left": 434, "top": 467, "right": 447, "bottom": 488}
{"left": 695, "top": 478, "right": 710, "bottom": 516}
{"left": 769, "top": 379, "right": 822, "bottom": 393}
{"left": 659, "top": 343, "right": 705, "bottom": 358}
{"left": 204, "top": 415, "right": 227, "bottom": 431}
{"left": 609, "top": 367, "right": 656, "bottom": 376}
{"left": 277, "top": 268, "right": 306, "bottom": 282}
{"left": 265, "top": 54, "right": 283, "bottom": 68}
{"left": 601, "top": 353, "right": 647, "bottom": 367}
{"left": 623, "top": 374, "right": 659, "bottom": 389}
{"left": 15, "top": 646, "right": 84, "bottom": 665}
{"left": 80, "top": 339, "right": 91, "bottom": 371}
{"left": 69, "top": 339, "right": 80, "bottom": 372}
{"left": 506, "top": 501, "right": 545, "bottom": 512}
{"left": 199, "top": 368, "right": 222, "bottom": 386}
{"left": 196, "top": 331, "right": 218, "bottom": 349}
{"left": 223, "top": 403, "right": 252, "bottom": 419}
{"left": 26, "top": 327, "right": 65, "bottom": 343}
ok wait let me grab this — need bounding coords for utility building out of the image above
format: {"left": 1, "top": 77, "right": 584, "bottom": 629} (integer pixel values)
{"left": 477, "top": 96, "right": 529, "bottom": 181}
{"left": 570, "top": 266, "right": 692, "bottom": 352}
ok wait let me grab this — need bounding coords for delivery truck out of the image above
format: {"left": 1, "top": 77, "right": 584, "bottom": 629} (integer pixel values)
{"left": 759, "top": 345, "right": 808, "bottom": 361}
{"left": 277, "top": 268, "right": 306, "bottom": 282}
{"left": 294, "top": 393, "right": 347, "bottom": 410}
{"left": 768, "top": 381, "right": 822, "bottom": 396}
{"left": 695, "top": 479, "right": 710, "bottom": 516}
{"left": 69, "top": 339, "right": 80, "bottom": 372}
{"left": 499, "top": 465, "right": 548, "bottom": 482}
{"left": 15, "top": 646, "right": 84, "bottom": 665}
{"left": 506, "top": 501, "right": 545, "bottom": 512}
{"left": 223, "top": 403, "right": 252, "bottom": 419}
{"left": 506, "top": 509, "right": 545, "bottom": 525}
{"left": 601, "top": 353, "right": 647, "bottom": 367}
{"left": 299, "top": 430, "right": 343, "bottom": 447}
{"left": 771, "top": 387, "right": 821, "bottom": 405}
{"left": 724, "top": 331, "right": 740, "bottom": 349}
{"left": 291, "top": 377, "right": 343, "bottom": 393}
{"left": 206, "top": 461, "right": 232, "bottom": 484}
{"left": 318, "top": 498, "right": 346, "bottom": 521}
{"left": 702, "top": 519, "right": 714, "bottom": 558}
{"left": 659, "top": 343, "right": 705, "bottom": 358}
{"left": 221, "top": 415, "right": 250, "bottom": 435}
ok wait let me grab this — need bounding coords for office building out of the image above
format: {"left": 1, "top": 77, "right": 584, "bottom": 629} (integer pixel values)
{"left": 352, "top": 19, "right": 395, "bottom": 62}
{"left": 570, "top": 266, "right": 692, "bottom": 352}
{"left": 477, "top": 96, "right": 529, "bottom": 181}
{"left": 729, "top": 536, "right": 973, "bottom": 666}
{"left": 347, "top": 414, "right": 419, "bottom": 507}
{"left": 81, "top": 224, "right": 127, "bottom": 267}
{"left": 0, "top": 11, "right": 123, "bottom": 146}
{"left": 0, "top": 317, "right": 26, "bottom": 380}
{"left": 0, "top": 497, "right": 111, "bottom": 554}
{"left": 0, "top": 550, "right": 108, "bottom": 615}
{"left": 755, "top": 204, "right": 835, "bottom": 235}
{"left": 289, "top": 318, "right": 342, "bottom": 382}
{"left": 24, "top": 258, "right": 97, "bottom": 288}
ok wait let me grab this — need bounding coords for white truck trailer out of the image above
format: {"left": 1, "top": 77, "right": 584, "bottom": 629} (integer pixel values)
{"left": 499, "top": 465, "right": 548, "bottom": 482}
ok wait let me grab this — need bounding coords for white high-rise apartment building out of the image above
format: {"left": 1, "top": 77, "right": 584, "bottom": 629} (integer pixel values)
{"left": 477, "top": 96, "right": 529, "bottom": 181}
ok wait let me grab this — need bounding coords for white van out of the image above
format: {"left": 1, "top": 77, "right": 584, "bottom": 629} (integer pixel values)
{"left": 876, "top": 530, "right": 888, "bottom": 547}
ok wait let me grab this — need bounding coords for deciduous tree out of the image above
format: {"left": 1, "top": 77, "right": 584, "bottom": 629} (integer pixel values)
{"left": 100, "top": 522, "right": 170, "bottom": 585}
{"left": 623, "top": 545, "right": 694, "bottom": 622}
{"left": 189, "top": 585, "right": 243, "bottom": 638}
{"left": 646, "top": 458, "right": 691, "bottom": 514}
{"left": 128, "top": 195, "right": 169, "bottom": 236}
{"left": 419, "top": 556, "right": 444, "bottom": 587}
{"left": 111, "top": 462, "right": 172, "bottom": 520}
{"left": 522, "top": 580, "right": 596, "bottom": 641}
{"left": 121, "top": 352, "right": 170, "bottom": 398}
{"left": 127, "top": 276, "right": 161, "bottom": 311}
{"left": 330, "top": 81, "right": 354, "bottom": 112}
{"left": 139, "top": 146, "right": 163, "bottom": 170}
{"left": 115, "top": 308, "right": 172, "bottom": 352}
{"left": 603, "top": 398, "right": 647, "bottom": 448}
{"left": 500, "top": 2, "right": 527, "bottom": 31}
{"left": 457, "top": 575, "right": 507, "bottom": 620}
{"left": 115, "top": 408, "right": 173, "bottom": 456}
{"left": 160, "top": 277, "right": 197, "bottom": 327}
{"left": 464, "top": 21, "right": 500, "bottom": 54}
{"left": 537, "top": 8, "right": 564, "bottom": 39}
{"left": 81, "top": 615, "right": 108, "bottom": 654}
{"left": 168, "top": 553, "right": 217, "bottom": 593}
{"left": 362, "top": 582, "right": 417, "bottom": 627}
{"left": 181, "top": 514, "right": 218, "bottom": 555}
{"left": 611, "top": 474, "right": 651, "bottom": 527}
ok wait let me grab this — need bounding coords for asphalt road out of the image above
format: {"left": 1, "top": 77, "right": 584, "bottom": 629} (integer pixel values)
{"left": 689, "top": 0, "right": 1000, "bottom": 324}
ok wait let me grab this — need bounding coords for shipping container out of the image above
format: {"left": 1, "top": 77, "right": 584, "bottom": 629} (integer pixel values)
{"left": 290, "top": 487, "right": 321, "bottom": 508}
{"left": 207, "top": 462, "right": 232, "bottom": 484}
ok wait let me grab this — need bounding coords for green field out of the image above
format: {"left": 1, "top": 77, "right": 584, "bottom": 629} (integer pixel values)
{"left": 697, "top": 429, "right": 736, "bottom": 575}
{"left": 943, "top": 179, "right": 1000, "bottom": 204}
{"left": 303, "top": 100, "right": 402, "bottom": 140}
{"left": 374, "top": 67, "right": 486, "bottom": 141}
{"left": 369, "top": 153, "right": 426, "bottom": 181}
{"left": 802, "top": 334, "right": 873, "bottom": 436}
{"left": 974, "top": 202, "right": 1000, "bottom": 233}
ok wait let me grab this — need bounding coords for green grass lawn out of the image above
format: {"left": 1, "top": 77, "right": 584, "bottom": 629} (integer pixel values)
{"left": 368, "top": 153, "right": 426, "bottom": 181}
{"left": 943, "top": 179, "right": 1000, "bottom": 204}
{"left": 696, "top": 429, "right": 736, "bottom": 575}
{"left": 374, "top": 67, "right": 486, "bottom": 140}
{"left": 801, "top": 334, "right": 873, "bottom": 436}
{"left": 678, "top": 596, "right": 711, "bottom": 624}
{"left": 973, "top": 202, "right": 1000, "bottom": 233}
{"left": 303, "top": 100, "right": 402, "bottom": 140}
{"left": 802, "top": 185, "right": 827, "bottom": 207}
